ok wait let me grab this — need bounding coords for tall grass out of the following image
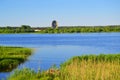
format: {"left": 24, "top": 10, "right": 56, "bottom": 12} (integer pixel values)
{"left": 60, "top": 54, "right": 120, "bottom": 80}
{"left": 8, "top": 54, "right": 120, "bottom": 80}
{"left": 61, "top": 54, "right": 120, "bottom": 66}
{"left": 0, "top": 46, "right": 32, "bottom": 72}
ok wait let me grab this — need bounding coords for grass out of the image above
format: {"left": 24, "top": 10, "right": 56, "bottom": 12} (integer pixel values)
{"left": 0, "top": 46, "right": 32, "bottom": 72}
{"left": 8, "top": 54, "right": 120, "bottom": 80}
{"left": 60, "top": 54, "right": 120, "bottom": 80}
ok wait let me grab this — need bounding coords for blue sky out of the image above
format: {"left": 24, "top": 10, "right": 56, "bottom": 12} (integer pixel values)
{"left": 0, "top": 0, "right": 120, "bottom": 27}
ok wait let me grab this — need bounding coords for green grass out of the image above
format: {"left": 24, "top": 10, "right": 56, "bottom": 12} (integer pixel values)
{"left": 0, "top": 46, "right": 32, "bottom": 72}
{"left": 61, "top": 54, "right": 120, "bottom": 66}
{"left": 8, "top": 54, "right": 120, "bottom": 80}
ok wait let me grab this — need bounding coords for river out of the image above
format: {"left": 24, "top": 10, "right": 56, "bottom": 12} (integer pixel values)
{"left": 0, "top": 33, "right": 120, "bottom": 79}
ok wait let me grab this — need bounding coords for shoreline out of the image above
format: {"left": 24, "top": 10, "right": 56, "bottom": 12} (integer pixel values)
{"left": 8, "top": 53, "right": 120, "bottom": 80}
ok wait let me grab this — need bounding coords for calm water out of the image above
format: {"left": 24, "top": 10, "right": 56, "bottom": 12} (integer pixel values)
{"left": 0, "top": 33, "right": 120, "bottom": 79}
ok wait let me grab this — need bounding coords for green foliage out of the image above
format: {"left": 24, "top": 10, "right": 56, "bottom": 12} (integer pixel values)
{"left": 8, "top": 68, "right": 60, "bottom": 80}
{"left": 0, "top": 25, "right": 120, "bottom": 33}
{"left": 0, "top": 25, "right": 34, "bottom": 33}
{"left": 37, "top": 26, "right": 120, "bottom": 33}
{"left": 0, "top": 59, "right": 19, "bottom": 72}
{"left": 0, "top": 46, "right": 32, "bottom": 72}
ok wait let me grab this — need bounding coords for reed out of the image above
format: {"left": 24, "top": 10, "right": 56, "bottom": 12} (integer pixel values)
{"left": 8, "top": 54, "right": 120, "bottom": 80}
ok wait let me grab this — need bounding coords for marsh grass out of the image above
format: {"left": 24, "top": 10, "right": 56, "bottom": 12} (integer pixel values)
{"left": 60, "top": 59, "right": 120, "bottom": 80}
{"left": 8, "top": 54, "right": 120, "bottom": 80}
{"left": 60, "top": 54, "right": 120, "bottom": 80}
{"left": 0, "top": 46, "right": 32, "bottom": 72}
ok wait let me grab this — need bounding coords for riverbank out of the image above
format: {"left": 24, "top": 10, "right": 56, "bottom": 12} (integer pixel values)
{"left": 8, "top": 54, "right": 120, "bottom": 80}
{"left": 0, "top": 46, "right": 32, "bottom": 72}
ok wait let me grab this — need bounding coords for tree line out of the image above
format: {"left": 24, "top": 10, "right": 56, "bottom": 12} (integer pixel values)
{"left": 37, "top": 25, "right": 120, "bottom": 33}
{"left": 0, "top": 25, "right": 120, "bottom": 33}
{"left": 0, "top": 25, "right": 34, "bottom": 33}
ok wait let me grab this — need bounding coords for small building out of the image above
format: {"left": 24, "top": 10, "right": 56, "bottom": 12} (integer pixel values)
{"left": 52, "top": 20, "right": 58, "bottom": 29}
{"left": 34, "top": 29, "right": 41, "bottom": 32}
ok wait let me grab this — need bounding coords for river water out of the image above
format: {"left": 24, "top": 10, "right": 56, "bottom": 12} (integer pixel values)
{"left": 0, "top": 33, "right": 120, "bottom": 79}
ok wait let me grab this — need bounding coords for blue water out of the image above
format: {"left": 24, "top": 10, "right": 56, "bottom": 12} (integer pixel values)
{"left": 0, "top": 33, "right": 120, "bottom": 79}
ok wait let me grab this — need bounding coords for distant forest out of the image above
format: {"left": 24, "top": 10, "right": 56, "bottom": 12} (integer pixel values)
{"left": 0, "top": 25, "right": 34, "bottom": 33}
{"left": 0, "top": 25, "right": 120, "bottom": 33}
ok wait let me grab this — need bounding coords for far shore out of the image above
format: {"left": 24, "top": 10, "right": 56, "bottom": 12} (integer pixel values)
{"left": 0, "top": 25, "right": 120, "bottom": 34}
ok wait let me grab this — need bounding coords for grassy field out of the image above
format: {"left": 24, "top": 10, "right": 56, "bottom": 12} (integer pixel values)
{"left": 0, "top": 46, "right": 32, "bottom": 72}
{"left": 8, "top": 54, "right": 120, "bottom": 80}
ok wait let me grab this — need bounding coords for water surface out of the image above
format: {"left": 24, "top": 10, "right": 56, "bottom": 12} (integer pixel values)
{"left": 0, "top": 33, "right": 120, "bottom": 79}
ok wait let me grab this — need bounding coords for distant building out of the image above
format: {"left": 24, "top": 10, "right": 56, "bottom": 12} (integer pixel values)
{"left": 52, "top": 20, "right": 58, "bottom": 29}
{"left": 34, "top": 29, "right": 41, "bottom": 32}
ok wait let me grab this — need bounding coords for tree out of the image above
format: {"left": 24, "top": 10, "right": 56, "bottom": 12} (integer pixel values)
{"left": 21, "top": 25, "right": 31, "bottom": 29}
{"left": 21, "top": 25, "right": 31, "bottom": 32}
{"left": 52, "top": 20, "right": 58, "bottom": 29}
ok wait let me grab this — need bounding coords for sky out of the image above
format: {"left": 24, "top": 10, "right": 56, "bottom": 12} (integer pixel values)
{"left": 0, "top": 0, "right": 120, "bottom": 27}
